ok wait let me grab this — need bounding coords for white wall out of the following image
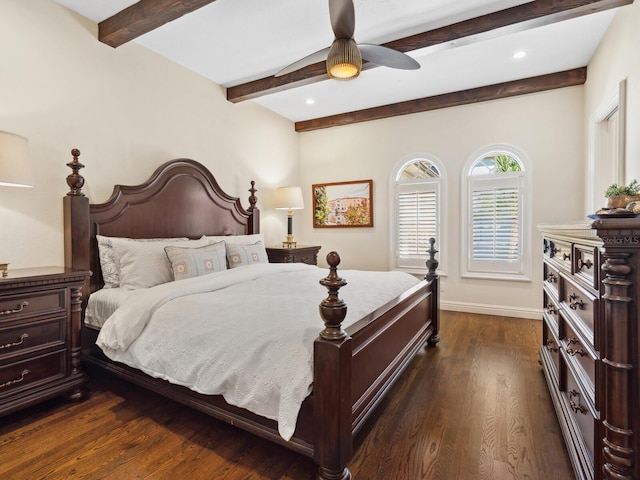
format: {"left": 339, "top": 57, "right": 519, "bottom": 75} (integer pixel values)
{"left": 299, "top": 88, "right": 585, "bottom": 318}
{"left": 584, "top": 1, "right": 640, "bottom": 188}
{"left": 0, "top": 0, "right": 298, "bottom": 269}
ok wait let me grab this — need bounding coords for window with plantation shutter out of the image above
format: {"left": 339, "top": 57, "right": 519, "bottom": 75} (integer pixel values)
{"left": 462, "top": 148, "right": 530, "bottom": 280}
{"left": 392, "top": 157, "right": 446, "bottom": 273}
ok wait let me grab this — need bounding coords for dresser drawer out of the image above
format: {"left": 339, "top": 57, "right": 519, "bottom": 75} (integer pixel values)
{"left": 564, "top": 370, "right": 595, "bottom": 463}
{"left": 0, "top": 289, "right": 67, "bottom": 322}
{"left": 543, "top": 262, "right": 560, "bottom": 298}
{"left": 561, "top": 275, "right": 598, "bottom": 347}
{"left": 0, "top": 350, "right": 66, "bottom": 399}
{"left": 574, "top": 245, "right": 598, "bottom": 291}
{"left": 562, "top": 320, "right": 596, "bottom": 406}
{"left": 550, "top": 240, "right": 573, "bottom": 271}
{"left": 543, "top": 319, "right": 561, "bottom": 383}
{"left": 543, "top": 290, "right": 560, "bottom": 334}
{"left": 0, "top": 317, "right": 65, "bottom": 360}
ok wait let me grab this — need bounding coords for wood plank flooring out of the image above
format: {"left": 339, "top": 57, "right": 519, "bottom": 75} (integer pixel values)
{"left": 0, "top": 311, "right": 573, "bottom": 479}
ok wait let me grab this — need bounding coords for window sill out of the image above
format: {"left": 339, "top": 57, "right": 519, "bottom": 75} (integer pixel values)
{"left": 461, "top": 272, "right": 531, "bottom": 282}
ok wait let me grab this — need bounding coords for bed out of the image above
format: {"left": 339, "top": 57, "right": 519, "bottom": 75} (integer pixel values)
{"left": 62, "top": 149, "right": 440, "bottom": 480}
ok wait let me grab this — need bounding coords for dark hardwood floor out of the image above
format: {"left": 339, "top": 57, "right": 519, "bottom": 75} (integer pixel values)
{"left": 0, "top": 311, "right": 573, "bottom": 479}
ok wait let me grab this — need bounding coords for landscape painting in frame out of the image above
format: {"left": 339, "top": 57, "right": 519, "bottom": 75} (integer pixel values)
{"left": 313, "top": 180, "right": 373, "bottom": 228}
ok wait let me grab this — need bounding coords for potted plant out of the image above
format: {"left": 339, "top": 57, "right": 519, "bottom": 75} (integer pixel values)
{"left": 605, "top": 179, "right": 640, "bottom": 208}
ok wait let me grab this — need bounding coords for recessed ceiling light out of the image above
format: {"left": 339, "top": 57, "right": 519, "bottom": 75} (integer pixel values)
{"left": 306, "top": 98, "right": 315, "bottom": 105}
{"left": 513, "top": 51, "right": 527, "bottom": 59}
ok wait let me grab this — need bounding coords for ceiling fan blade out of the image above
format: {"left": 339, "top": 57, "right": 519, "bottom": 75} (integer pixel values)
{"left": 359, "top": 44, "right": 421, "bottom": 70}
{"left": 329, "top": 0, "right": 355, "bottom": 39}
{"left": 275, "top": 47, "right": 331, "bottom": 77}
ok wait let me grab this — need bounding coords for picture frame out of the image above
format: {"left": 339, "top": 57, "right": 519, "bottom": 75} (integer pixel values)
{"left": 312, "top": 179, "right": 373, "bottom": 228}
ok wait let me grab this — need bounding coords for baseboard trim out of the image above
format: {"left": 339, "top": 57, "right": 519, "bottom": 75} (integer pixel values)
{"left": 441, "top": 300, "right": 541, "bottom": 320}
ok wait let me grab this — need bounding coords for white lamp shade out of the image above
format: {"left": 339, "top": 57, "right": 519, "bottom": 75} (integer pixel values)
{"left": 0, "top": 131, "right": 33, "bottom": 187}
{"left": 275, "top": 186, "right": 304, "bottom": 210}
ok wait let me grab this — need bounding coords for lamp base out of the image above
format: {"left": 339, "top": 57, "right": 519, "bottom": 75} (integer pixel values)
{"left": 282, "top": 235, "right": 297, "bottom": 248}
{"left": 0, "top": 263, "right": 8, "bottom": 278}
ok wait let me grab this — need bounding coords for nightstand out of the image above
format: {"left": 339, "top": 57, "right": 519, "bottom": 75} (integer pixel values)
{"left": 266, "top": 245, "right": 321, "bottom": 266}
{"left": 0, "top": 267, "right": 90, "bottom": 416}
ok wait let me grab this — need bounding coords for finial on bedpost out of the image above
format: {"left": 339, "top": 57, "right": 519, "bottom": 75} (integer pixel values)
{"left": 248, "top": 180, "right": 257, "bottom": 211}
{"left": 425, "top": 237, "right": 439, "bottom": 281}
{"left": 319, "top": 252, "right": 348, "bottom": 341}
{"left": 66, "top": 148, "right": 85, "bottom": 196}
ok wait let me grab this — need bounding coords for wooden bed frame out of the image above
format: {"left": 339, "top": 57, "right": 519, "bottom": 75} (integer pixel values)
{"left": 62, "top": 149, "right": 440, "bottom": 480}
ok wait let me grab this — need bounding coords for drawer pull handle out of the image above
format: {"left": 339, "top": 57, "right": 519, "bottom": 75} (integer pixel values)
{"left": 569, "top": 389, "right": 588, "bottom": 415}
{"left": 0, "top": 369, "right": 30, "bottom": 390}
{"left": 546, "top": 272, "right": 557, "bottom": 283}
{"left": 546, "top": 339, "right": 558, "bottom": 353}
{"left": 0, "top": 301, "right": 29, "bottom": 316}
{"left": 577, "top": 258, "right": 593, "bottom": 270}
{"left": 563, "top": 253, "right": 571, "bottom": 261}
{"left": 0, "top": 333, "right": 29, "bottom": 351}
{"left": 568, "top": 293, "right": 584, "bottom": 310}
{"left": 566, "top": 338, "right": 586, "bottom": 357}
{"left": 552, "top": 247, "right": 560, "bottom": 255}
{"left": 546, "top": 303, "right": 558, "bottom": 315}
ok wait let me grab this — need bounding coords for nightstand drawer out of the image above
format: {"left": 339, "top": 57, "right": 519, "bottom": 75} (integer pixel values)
{"left": 266, "top": 245, "right": 321, "bottom": 266}
{"left": 0, "top": 317, "right": 65, "bottom": 359}
{"left": 0, "top": 350, "right": 66, "bottom": 399}
{"left": 0, "top": 289, "right": 66, "bottom": 321}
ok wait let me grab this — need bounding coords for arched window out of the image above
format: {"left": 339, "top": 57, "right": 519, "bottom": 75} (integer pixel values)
{"left": 461, "top": 146, "right": 530, "bottom": 280}
{"left": 391, "top": 156, "right": 446, "bottom": 273}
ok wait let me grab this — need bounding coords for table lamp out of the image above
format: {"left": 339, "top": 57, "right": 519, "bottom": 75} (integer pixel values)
{"left": 0, "top": 131, "right": 34, "bottom": 277}
{"left": 275, "top": 186, "right": 304, "bottom": 248}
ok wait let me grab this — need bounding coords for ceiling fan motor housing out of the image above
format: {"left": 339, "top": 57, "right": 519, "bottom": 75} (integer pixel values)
{"left": 327, "top": 38, "right": 362, "bottom": 80}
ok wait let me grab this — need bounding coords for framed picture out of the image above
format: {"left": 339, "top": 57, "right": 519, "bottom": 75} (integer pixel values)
{"left": 313, "top": 179, "right": 373, "bottom": 228}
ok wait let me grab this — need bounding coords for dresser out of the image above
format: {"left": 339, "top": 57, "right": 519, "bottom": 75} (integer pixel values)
{"left": 538, "top": 219, "right": 640, "bottom": 480}
{"left": 0, "top": 267, "right": 90, "bottom": 416}
{"left": 266, "top": 245, "right": 321, "bottom": 265}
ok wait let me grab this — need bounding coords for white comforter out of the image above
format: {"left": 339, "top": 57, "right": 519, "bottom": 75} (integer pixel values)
{"left": 96, "top": 263, "right": 421, "bottom": 440}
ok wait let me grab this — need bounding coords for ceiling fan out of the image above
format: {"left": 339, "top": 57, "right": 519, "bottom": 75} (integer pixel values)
{"left": 275, "top": 0, "right": 421, "bottom": 80}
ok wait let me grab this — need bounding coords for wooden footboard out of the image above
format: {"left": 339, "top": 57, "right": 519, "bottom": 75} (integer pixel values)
{"left": 313, "top": 242, "right": 439, "bottom": 480}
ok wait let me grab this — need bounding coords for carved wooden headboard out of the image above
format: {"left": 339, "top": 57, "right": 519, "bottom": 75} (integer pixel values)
{"left": 63, "top": 149, "right": 260, "bottom": 296}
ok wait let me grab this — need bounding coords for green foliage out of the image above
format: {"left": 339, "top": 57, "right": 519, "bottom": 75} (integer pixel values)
{"left": 494, "top": 154, "right": 522, "bottom": 173}
{"left": 604, "top": 179, "right": 640, "bottom": 198}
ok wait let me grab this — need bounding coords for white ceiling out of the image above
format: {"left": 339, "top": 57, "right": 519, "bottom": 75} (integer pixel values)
{"left": 52, "top": 0, "right": 617, "bottom": 122}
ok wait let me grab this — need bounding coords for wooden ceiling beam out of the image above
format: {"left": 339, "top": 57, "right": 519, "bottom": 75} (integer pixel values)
{"left": 227, "top": 0, "right": 630, "bottom": 103}
{"left": 294, "top": 67, "right": 587, "bottom": 132}
{"left": 99, "top": 0, "right": 219, "bottom": 48}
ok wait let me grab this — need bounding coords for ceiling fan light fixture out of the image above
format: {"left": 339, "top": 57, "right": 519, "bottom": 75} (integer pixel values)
{"left": 327, "top": 38, "right": 362, "bottom": 80}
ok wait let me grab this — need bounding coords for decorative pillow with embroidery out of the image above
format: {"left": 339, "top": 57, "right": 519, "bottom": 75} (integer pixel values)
{"left": 226, "top": 241, "right": 269, "bottom": 269}
{"left": 164, "top": 242, "right": 227, "bottom": 281}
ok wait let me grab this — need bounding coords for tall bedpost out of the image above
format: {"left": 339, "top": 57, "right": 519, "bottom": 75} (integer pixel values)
{"left": 426, "top": 237, "right": 440, "bottom": 345}
{"left": 63, "top": 149, "right": 91, "bottom": 295}
{"left": 314, "top": 252, "right": 353, "bottom": 480}
{"left": 248, "top": 180, "right": 260, "bottom": 234}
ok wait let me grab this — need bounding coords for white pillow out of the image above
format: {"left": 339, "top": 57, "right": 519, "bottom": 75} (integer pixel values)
{"left": 226, "top": 241, "right": 269, "bottom": 269}
{"left": 96, "top": 235, "right": 188, "bottom": 288}
{"left": 164, "top": 242, "right": 227, "bottom": 281}
{"left": 204, "top": 233, "right": 264, "bottom": 245}
{"left": 111, "top": 237, "right": 212, "bottom": 290}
